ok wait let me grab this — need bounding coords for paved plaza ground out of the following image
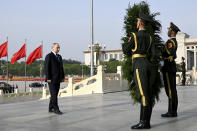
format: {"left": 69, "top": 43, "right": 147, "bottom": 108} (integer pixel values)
{"left": 0, "top": 86, "right": 197, "bottom": 131}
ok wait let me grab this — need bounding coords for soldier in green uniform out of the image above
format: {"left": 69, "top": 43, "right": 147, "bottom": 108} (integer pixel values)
{"left": 180, "top": 57, "right": 186, "bottom": 85}
{"left": 123, "top": 12, "right": 153, "bottom": 129}
{"left": 161, "top": 22, "right": 180, "bottom": 117}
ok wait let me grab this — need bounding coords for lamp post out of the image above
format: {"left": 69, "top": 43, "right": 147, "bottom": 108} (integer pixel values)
{"left": 89, "top": 43, "right": 104, "bottom": 67}
{"left": 94, "top": 43, "right": 102, "bottom": 66}
{"left": 90, "top": 0, "right": 94, "bottom": 76}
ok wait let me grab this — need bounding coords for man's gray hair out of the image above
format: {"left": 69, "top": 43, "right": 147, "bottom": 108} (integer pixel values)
{"left": 51, "top": 43, "right": 59, "bottom": 48}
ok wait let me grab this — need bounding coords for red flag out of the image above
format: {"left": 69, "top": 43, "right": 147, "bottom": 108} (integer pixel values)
{"left": 26, "top": 45, "right": 42, "bottom": 65}
{"left": 11, "top": 44, "right": 26, "bottom": 64}
{"left": 0, "top": 41, "right": 8, "bottom": 58}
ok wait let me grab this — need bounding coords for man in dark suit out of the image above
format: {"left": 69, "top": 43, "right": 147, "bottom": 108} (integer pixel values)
{"left": 44, "top": 43, "right": 65, "bottom": 115}
{"left": 161, "top": 22, "right": 180, "bottom": 117}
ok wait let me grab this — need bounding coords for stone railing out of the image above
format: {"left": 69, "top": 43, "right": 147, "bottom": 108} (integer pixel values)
{"left": 0, "top": 87, "right": 43, "bottom": 98}
{"left": 41, "top": 65, "right": 128, "bottom": 99}
{"left": 176, "top": 72, "right": 192, "bottom": 85}
{"left": 176, "top": 67, "right": 197, "bottom": 85}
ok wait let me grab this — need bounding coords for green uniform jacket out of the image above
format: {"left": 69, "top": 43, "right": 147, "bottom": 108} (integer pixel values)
{"left": 123, "top": 30, "right": 152, "bottom": 71}
{"left": 162, "top": 38, "right": 177, "bottom": 73}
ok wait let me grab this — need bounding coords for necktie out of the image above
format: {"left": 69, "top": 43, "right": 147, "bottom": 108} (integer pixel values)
{"left": 56, "top": 54, "right": 60, "bottom": 62}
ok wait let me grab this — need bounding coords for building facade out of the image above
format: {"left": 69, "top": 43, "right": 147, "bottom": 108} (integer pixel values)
{"left": 176, "top": 32, "right": 197, "bottom": 70}
{"left": 84, "top": 49, "right": 123, "bottom": 65}
{"left": 84, "top": 33, "right": 197, "bottom": 70}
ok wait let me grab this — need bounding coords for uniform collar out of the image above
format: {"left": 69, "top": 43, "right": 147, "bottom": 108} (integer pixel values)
{"left": 170, "top": 37, "right": 176, "bottom": 39}
{"left": 52, "top": 51, "right": 58, "bottom": 56}
{"left": 138, "top": 29, "right": 146, "bottom": 31}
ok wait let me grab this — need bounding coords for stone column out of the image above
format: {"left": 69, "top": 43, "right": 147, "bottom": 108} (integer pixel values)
{"left": 192, "top": 67, "right": 197, "bottom": 85}
{"left": 96, "top": 65, "right": 104, "bottom": 93}
{"left": 14, "top": 88, "right": 19, "bottom": 95}
{"left": 176, "top": 73, "right": 181, "bottom": 84}
{"left": 194, "top": 46, "right": 196, "bottom": 69}
{"left": 117, "top": 66, "right": 122, "bottom": 89}
{"left": 29, "top": 87, "right": 33, "bottom": 93}
{"left": 176, "top": 32, "right": 187, "bottom": 63}
{"left": 42, "top": 86, "right": 47, "bottom": 99}
{"left": 68, "top": 77, "right": 74, "bottom": 96}
{"left": 0, "top": 89, "right": 3, "bottom": 96}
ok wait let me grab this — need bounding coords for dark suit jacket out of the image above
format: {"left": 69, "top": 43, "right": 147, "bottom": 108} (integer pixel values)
{"left": 44, "top": 52, "right": 65, "bottom": 84}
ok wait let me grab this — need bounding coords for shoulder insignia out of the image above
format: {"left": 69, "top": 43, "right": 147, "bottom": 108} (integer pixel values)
{"left": 168, "top": 43, "right": 172, "bottom": 48}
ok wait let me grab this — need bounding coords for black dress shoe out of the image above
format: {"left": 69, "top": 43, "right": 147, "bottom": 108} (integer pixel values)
{"left": 54, "top": 110, "right": 63, "bottom": 115}
{"left": 131, "top": 121, "right": 151, "bottom": 129}
{"left": 161, "top": 112, "right": 177, "bottom": 117}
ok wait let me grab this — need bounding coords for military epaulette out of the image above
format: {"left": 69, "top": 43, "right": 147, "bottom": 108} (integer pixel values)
{"left": 131, "top": 32, "right": 137, "bottom": 52}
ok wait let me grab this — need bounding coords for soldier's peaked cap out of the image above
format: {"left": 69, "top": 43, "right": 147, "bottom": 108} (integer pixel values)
{"left": 170, "top": 22, "right": 180, "bottom": 33}
{"left": 138, "top": 12, "right": 152, "bottom": 23}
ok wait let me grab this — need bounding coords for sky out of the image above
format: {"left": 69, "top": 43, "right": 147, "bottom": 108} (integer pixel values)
{"left": 0, "top": 0, "right": 197, "bottom": 62}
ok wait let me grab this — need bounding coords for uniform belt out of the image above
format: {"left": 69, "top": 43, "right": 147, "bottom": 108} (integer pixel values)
{"left": 164, "top": 56, "right": 174, "bottom": 62}
{"left": 132, "top": 54, "right": 146, "bottom": 60}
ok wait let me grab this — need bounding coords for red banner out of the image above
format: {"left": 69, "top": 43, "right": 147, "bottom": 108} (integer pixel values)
{"left": 11, "top": 44, "right": 26, "bottom": 64}
{"left": 0, "top": 41, "right": 8, "bottom": 58}
{"left": 26, "top": 45, "right": 42, "bottom": 65}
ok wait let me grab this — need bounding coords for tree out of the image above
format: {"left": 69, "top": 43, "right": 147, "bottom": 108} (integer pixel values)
{"left": 121, "top": 1, "right": 163, "bottom": 104}
{"left": 63, "top": 64, "right": 90, "bottom": 76}
{"left": 0, "top": 59, "right": 89, "bottom": 77}
{"left": 100, "top": 59, "right": 122, "bottom": 73}
{"left": 62, "top": 59, "right": 81, "bottom": 64}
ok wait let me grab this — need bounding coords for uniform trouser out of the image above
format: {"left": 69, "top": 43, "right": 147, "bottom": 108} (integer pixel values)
{"left": 48, "top": 83, "right": 60, "bottom": 111}
{"left": 182, "top": 72, "right": 186, "bottom": 85}
{"left": 134, "top": 67, "right": 152, "bottom": 122}
{"left": 162, "top": 71, "right": 178, "bottom": 114}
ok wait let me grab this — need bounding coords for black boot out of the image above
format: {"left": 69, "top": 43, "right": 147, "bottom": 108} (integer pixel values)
{"left": 140, "top": 105, "right": 143, "bottom": 121}
{"left": 161, "top": 99, "right": 177, "bottom": 117}
{"left": 131, "top": 121, "right": 150, "bottom": 129}
{"left": 172, "top": 94, "right": 178, "bottom": 116}
{"left": 131, "top": 106, "right": 151, "bottom": 129}
{"left": 161, "top": 112, "right": 177, "bottom": 117}
{"left": 148, "top": 107, "right": 152, "bottom": 123}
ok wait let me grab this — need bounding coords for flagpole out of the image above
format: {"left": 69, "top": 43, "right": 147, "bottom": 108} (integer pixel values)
{"left": 90, "top": 0, "right": 94, "bottom": 76}
{"left": 25, "top": 39, "right": 27, "bottom": 92}
{"left": 40, "top": 41, "right": 43, "bottom": 84}
{"left": 6, "top": 37, "right": 8, "bottom": 84}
